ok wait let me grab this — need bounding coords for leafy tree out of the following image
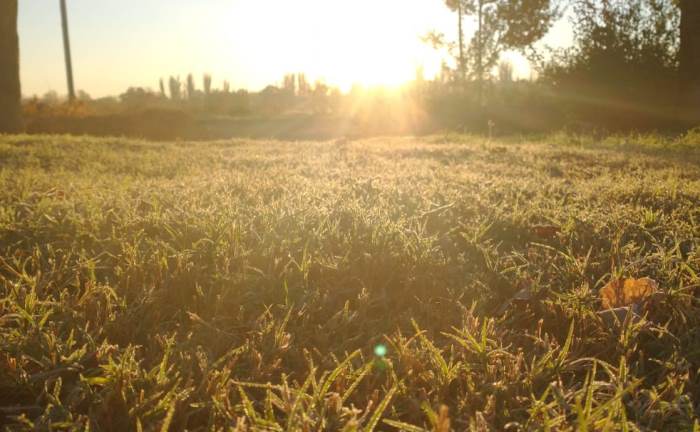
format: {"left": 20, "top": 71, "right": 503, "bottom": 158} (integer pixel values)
{"left": 283, "top": 73, "right": 297, "bottom": 95}
{"left": 541, "top": 0, "right": 680, "bottom": 128}
{"left": 440, "top": 1, "right": 560, "bottom": 75}
{"left": 169, "top": 76, "right": 182, "bottom": 100}
{"left": 121, "top": 87, "right": 160, "bottom": 109}
{"left": 186, "top": 74, "right": 196, "bottom": 100}
{"left": 203, "top": 74, "right": 212, "bottom": 96}
{"left": 311, "top": 81, "right": 330, "bottom": 114}
{"left": 438, "top": 0, "right": 560, "bottom": 105}
{"left": 550, "top": 0, "right": 697, "bottom": 115}
{"left": 297, "top": 73, "right": 310, "bottom": 96}
{"left": 0, "top": 0, "right": 21, "bottom": 132}
{"left": 562, "top": 0, "right": 680, "bottom": 68}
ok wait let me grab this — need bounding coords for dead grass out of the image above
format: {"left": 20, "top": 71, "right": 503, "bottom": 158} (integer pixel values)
{"left": 0, "top": 133, "right": 699, "bottom": 430}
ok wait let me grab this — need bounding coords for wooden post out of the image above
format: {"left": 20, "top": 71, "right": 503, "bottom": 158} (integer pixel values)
{"left": 458, "top": 2, "right": 465, "bottom": 83}
{"left": 477, "top": 0, "right": 483, "bottom": 109}
{"left": 60, "top": 0, "right": 76, "bottom": 102}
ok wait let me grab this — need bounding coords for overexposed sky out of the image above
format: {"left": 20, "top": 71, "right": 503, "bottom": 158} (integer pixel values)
{"left": 18, "top": 0, "right": 572, "bottom": 98}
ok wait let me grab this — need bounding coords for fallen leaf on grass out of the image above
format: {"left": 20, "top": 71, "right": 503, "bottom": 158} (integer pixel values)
{"left": 599, "top": 277, "right": 658, "bottom": 309}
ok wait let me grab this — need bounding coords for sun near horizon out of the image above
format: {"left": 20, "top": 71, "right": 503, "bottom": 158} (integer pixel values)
{"left": 18, "top": 0, "right": 546, "bottom": 97}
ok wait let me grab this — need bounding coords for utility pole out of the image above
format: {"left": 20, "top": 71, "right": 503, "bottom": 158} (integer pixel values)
{"left": 457, "top": 2, "right": 465, "bottom": 83}
{"left": 60, "top": 0, "right": 76, "bottom": 101}
{"left": 477, "top": 0, "right": 483, "bottom": 109}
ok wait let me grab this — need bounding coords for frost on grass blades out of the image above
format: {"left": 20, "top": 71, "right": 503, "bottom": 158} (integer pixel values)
{"left": 0, "top": 133, "right": 699, "bottom": 430}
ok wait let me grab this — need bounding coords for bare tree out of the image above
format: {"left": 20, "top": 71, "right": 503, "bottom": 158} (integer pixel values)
{"left": 438, "top": 0, "right": 560, "bottom": 98}
{"left": 0, "top": 0, "right": 21, "bottom": 132}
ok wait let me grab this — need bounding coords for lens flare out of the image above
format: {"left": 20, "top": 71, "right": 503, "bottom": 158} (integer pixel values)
{"left": 374, "top": 344, "right": 387, "bottom": 357}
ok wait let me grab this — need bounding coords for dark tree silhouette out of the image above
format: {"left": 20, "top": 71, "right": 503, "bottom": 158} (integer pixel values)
{"left": 441, "top": 0, "right": 560, "bottom": 105}
{"left": 186, "top": 74, "right": 195, "bottom": 100}
{"left": 0, "top": 0, "right": 21, "bottom": 133}
{"left": 540, "top": 0, "right": 680, "bottom": 130}
{"left": 680, "top": 0, "right": 700, "bottom": 112}
{"left": 169, "top": 76, "right": 182, "bottom": 100}
{"left": 444, "top": 0, "right": 467, "bottom": 82}
{"left": 203, "top": 74, "right": 212, "bottom": 96}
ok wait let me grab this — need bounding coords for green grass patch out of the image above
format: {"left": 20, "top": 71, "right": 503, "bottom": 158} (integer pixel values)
{"left": 1, "top": 134, "right": 699, "bottom": 430}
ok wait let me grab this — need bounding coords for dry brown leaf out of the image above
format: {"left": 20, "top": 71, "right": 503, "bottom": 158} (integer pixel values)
{"left": 599, "top": 277, "right": 658, "bottom": 309}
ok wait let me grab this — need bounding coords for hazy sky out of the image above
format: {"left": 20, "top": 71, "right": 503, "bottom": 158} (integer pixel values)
{"left": 18, "top": 1, "right": 572, "bottom": 98}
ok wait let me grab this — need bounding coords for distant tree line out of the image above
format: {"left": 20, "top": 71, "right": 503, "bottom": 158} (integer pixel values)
{"left": 112, "top": 72, "right": 341, "bottom": 117}
{"left": 118, "top": 74, "right": 252, "bottom": 115}
{"left": 2, "top": 0, "right": 700, "bottom": 134}
{"left": 424, "top": 0, "right": 700, "bottom": 131}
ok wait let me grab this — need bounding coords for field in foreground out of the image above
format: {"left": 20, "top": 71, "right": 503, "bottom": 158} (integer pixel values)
{"left": 0, "top": 133, "right": 699, "bottom": 431}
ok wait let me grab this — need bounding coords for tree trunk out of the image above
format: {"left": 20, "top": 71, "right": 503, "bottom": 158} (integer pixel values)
{"left": 0, "top": 0, "right": 21, "bottom": 133}
{"left": 680, "top": 0, "right": 700, "bottom": 118}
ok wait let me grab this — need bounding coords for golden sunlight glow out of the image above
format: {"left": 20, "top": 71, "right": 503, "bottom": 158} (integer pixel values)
{"left": 218, "top": 0, "right": 452, "bottom": 90}
{"left": 19, "top": 0, "right": 545, "bottom": 96}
